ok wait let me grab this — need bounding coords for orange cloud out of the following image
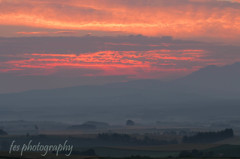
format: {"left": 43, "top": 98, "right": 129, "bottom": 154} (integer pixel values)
{"left": 0, "top": 50, "right": 211, "bottom": 78}
{"left": 0, "top": 0, "right": 240, "bottom": 41}
{"left": 17, "top": 30, "right": 78, "bottom": 35}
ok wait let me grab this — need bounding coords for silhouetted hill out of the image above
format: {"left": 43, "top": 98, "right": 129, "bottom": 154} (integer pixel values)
{"left": 174, "top": 62, "right": 240, "bottom": 94}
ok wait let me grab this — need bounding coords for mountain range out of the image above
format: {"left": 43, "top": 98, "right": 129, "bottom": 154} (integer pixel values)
{"left": 1, "top": 62, "right": 240, "bottom": 123}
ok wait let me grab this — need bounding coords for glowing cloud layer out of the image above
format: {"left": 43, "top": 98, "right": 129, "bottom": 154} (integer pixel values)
{"left": 0, "top": 50, "right": 210, "bottom": 78}
{"left": 0, "top": 0, "right": 240, "bottom": 40}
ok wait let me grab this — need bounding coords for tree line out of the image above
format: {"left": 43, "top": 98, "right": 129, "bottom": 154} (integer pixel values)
{"left": 98, "top": 133, "right": 178, "bottom": 145}
{"left": 182, "top": 128, "right": 234, "bottom": 143}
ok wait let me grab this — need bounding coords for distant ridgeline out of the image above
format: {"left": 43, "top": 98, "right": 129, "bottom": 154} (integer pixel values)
{"left": 182, "top": 128, "right": 234, "bottom": 143}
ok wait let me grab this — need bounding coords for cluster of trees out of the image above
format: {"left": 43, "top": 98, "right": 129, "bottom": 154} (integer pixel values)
{"left": 69, "top": 124, "right": 96, "bottom": 130}
{"left": 98, "top": 133, "right": 178, "bottom": 145}
{"left": 179, "top": 149, "right": 214, "bottom": 158}
{"left": 182, "top": 128, "right": 234, "bottom": 143}
{"left": 69, "top": 121, "right": 110, "bottom": 130}
{"left": 126, "top": 120, "right": 135, "bottom": 126}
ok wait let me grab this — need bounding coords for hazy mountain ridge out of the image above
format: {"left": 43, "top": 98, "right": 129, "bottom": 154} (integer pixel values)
{"left": 0, "top": 62, "right": 240, "bottom": 122}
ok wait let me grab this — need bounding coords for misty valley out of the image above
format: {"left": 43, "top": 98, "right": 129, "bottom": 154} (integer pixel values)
{"left": 0, "top": 62, "right": 240, "bottom": 158}
{"left": 0, "top": 120, "right": 239, "bottom": 158}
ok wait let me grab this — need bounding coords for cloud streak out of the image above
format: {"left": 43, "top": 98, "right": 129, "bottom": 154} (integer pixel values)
{"left": 0, "top": 35, "right": 239, "bottom": 93}
{"left": 0, "top": 50, "right": 208, "bottom": 78}
{"left": 1, "top": 36, "right": 239, "bottom": 79}
{"left": 16, "top": 30, "right": 78, "bottom": 35}
{"left": 0, "top": 0, "right": 240, "bottom": 40}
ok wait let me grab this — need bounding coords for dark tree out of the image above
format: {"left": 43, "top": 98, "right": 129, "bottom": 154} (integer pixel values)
{"left": 126, "top": 120, "right": 135, "bottom": 126}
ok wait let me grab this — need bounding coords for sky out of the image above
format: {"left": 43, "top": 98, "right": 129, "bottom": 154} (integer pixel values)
{"left": 0, "top": 0, "right": 240, "bottom": 93}
{"left": 0, "top": 0, "right": 240, "bottom": 41}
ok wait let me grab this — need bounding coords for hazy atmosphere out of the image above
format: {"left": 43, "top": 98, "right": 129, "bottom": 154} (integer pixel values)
{"left": 0, "top": 0, "right": 240, "bottom": 93}
{"left": 0, "top": 0, "right": 240, "bottom": 158}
